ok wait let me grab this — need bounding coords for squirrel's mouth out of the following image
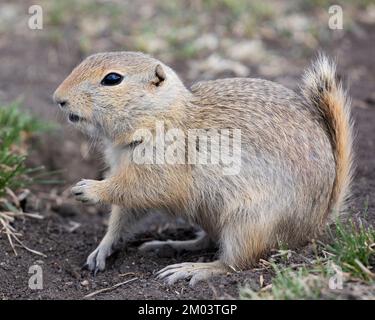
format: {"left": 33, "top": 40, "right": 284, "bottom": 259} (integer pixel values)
{"left": 68, "top": 113, "right": 84, "bottom": 123}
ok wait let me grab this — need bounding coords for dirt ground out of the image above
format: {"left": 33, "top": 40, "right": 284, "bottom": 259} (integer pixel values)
{"left": 0, "top": 1, "right": 374, "bottom": 299}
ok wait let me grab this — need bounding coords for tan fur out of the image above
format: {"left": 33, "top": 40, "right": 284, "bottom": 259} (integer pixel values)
{"left": 54, "top": 52, "right": 354, "bottom": 282}
{"left": 300, "top": 54, "right": 354, "bottom": 222}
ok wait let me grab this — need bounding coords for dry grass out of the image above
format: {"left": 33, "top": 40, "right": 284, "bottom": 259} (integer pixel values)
{"left": 0, "top": 102, "right": 49, "bottom": 257}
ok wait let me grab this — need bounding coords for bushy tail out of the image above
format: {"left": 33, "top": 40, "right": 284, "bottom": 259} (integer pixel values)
{"left": 300, "top": 53, "right": 354, "bottom": 220}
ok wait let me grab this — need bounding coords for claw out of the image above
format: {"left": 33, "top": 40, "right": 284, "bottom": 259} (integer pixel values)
{"left": 93, "top": 267, "right": 99, "bottom": 277}
{"left": 154, "top": 261, "right": 227, "bottom": 286}
{"left": 71, "top": 179, "right": 100, "bottom": 204}
{"left": 81, "top": 263, "right": 89, "bottom": 271}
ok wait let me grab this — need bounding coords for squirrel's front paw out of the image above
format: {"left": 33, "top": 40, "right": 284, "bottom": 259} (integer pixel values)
{"left": 84, "top": 241, "right": 113, "bottom": 275}
{"left": 71, "top": 179, "right": 101, "bottom": 204}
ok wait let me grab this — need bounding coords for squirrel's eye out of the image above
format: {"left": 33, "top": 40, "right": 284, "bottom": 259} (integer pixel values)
{"left": 101, "top": 73, "right": 123, "bottom": 86}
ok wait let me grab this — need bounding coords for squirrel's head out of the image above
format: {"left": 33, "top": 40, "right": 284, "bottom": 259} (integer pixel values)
{"left": 53, "top": 52, "right": 188, "bottom": 141}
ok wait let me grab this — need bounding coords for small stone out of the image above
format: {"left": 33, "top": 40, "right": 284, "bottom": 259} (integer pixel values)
{"left": 81, "top": 280, "right": 89, "bottom": 286}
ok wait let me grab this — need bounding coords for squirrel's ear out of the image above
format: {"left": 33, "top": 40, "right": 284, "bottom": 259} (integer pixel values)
{"left": 151, "top": 64, "right": 166, "bottom": 87}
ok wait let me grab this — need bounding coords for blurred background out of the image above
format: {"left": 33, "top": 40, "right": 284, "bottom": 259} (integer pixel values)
{"left": 0, "top": 0, "right": 374, "bottom": 299}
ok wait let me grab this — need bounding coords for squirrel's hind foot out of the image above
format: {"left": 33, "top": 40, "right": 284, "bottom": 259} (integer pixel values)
{"left": 156, "top": 260, "right": 229, "bottom": 287}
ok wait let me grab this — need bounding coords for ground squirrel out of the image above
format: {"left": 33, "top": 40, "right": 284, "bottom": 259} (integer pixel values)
{"left": 53, "top": 52, "right": 354, "bottom": 286}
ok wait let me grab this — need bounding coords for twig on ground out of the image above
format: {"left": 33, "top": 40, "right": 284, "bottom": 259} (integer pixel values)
{"left": 119, "top": 272, "right": 137, "bottom": 277}
{"left": 84, "top": 277, "right": 139, "bottom": 299}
